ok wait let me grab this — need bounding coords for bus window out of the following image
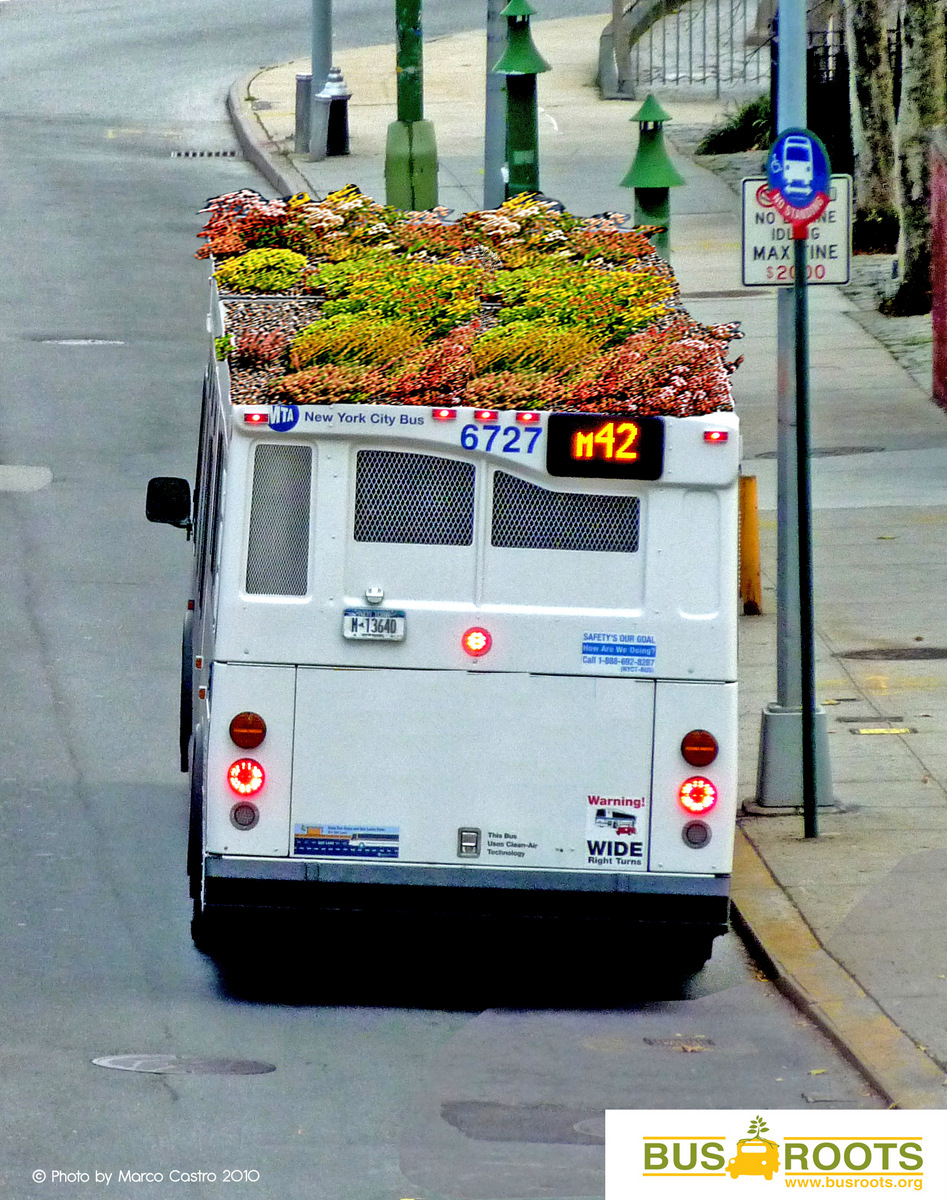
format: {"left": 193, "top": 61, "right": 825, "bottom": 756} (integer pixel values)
{"left": 245, "top": 443, "right": 312, "bottom": 596}
{"left": 491, "top": 470, "right": 640, "bottom": 554}
{"left": 353, "top": 449, "right": 475, "bottom": 546}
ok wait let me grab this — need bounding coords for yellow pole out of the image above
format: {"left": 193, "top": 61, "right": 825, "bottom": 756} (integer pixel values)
{"left": 739, "top": 474, "right": 762, "bottom": 616}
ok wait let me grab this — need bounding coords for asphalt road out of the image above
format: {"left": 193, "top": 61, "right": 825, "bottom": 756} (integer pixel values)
{"left": 0, "top": 2, "right": 883, "bottom": 1197}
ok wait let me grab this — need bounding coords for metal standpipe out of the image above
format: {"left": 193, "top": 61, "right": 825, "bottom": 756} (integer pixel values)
{"left": 294, "top": 74, "right": 312, "bottom": 155}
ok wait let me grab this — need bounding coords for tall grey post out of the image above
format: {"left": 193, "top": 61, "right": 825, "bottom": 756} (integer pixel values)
{"left": 310, "top": 0, "right": 333, "bottom": 159}
{"left": 755, "top": 0, "right": 834, "bottom": 808}
{"left": 484, "top": 0, "right": 506, "bottom": 208}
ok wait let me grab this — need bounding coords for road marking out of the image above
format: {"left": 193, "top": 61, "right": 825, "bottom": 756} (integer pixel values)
{"left": 0, "top": 466, "right": 52, "bottom": 492}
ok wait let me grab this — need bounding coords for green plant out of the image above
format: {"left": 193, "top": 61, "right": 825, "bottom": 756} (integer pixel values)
{"left": 214, "top": 336, "right": 233, "bottom": 361}
{"left": 313, "top": 255, "right": 482, "bottom": 337}
{"left": 215, "top": 248, "right": 308, "bottom": 294}
{"left": 494, "top": 264, "right": 677, "bottom": 345}
{"left": 289, "top": 314, "right": 422, "bottom": 369}
{"left": 697, "top": 95, "right": 772, "bottom": 154}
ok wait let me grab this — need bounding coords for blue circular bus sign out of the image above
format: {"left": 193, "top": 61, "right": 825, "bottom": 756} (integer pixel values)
{"left": 766, "top": 128, "right": 831, "bottom": 230}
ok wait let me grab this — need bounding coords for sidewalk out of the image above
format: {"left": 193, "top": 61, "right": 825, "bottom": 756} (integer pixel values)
{"left": 229, "top": 16, "right": 947, "bottom": 1107}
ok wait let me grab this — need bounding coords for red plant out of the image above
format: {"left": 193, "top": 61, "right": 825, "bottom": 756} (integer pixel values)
{"left": 234, "top": 328, "right": 289, "bottom": 366}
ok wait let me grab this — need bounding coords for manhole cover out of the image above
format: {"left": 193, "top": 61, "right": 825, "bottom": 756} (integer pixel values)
{"left": 752, "top": 446, "right": 884, "bottom": 459}
{"left": 92, "top": 1055, "right": 275, "bottom": 1075}
{"left": 836, "top": 647, "right": 947, "bottom": 661}
{"left": 440, "top": 1101, "right": 604, "bottom": 1145}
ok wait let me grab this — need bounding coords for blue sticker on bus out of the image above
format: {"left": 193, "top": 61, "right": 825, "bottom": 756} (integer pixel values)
{"left": 582, "top": 633, "right": 657, "bottom": 675}
{"left": 293, "top": 823, "right": 400, "bottom": 859}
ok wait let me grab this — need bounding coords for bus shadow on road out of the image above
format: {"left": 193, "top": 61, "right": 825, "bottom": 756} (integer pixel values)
{"left": 207, "top": 915, "right": 745, "bottom": 1010}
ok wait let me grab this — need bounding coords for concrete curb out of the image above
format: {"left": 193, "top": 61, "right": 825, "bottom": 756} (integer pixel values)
{"left": 227, "top": 70, "right": 313, "bottom": 199}
{"left": 731, "top": 829, "right": 947, "bottom": 1108}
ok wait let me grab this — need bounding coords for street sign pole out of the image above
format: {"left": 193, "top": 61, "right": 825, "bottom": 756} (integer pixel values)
{"left": 755, "top": 119, "right": 835, "bottom": 832}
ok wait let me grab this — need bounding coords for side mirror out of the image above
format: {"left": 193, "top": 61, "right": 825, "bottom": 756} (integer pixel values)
{"left": 146, "top": 477, "right": 192, "bottom": 532}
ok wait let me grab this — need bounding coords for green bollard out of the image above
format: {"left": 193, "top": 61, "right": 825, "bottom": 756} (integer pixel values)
{"left": 620, "top": 94, "right": 685, "bottom": 262}
{"left": 492, "top": 0, "right": 550, "bottom": 200}
{"left": 385, "top": 0, "right": 438, "bottom": 210}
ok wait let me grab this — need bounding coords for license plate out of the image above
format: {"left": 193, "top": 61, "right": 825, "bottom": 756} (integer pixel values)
{"left": 342, "top": 608, "right": 406, "bottom": 641}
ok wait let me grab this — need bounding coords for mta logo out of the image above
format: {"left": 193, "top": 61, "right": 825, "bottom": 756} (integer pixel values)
{"left": 270, "top": 404, "right": 299, "bottom": 432}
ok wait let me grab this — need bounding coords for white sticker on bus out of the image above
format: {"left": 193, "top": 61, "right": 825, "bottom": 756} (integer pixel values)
{"left": 293, "top": 823, "right": 399, "bottom": 859}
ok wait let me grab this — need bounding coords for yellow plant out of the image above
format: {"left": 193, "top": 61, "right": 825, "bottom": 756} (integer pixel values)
{"left": 289, "top": 314, "right": 422, "bottom": 369}
{"left": 471, "top": 321, "right": 600, "bottom": 374}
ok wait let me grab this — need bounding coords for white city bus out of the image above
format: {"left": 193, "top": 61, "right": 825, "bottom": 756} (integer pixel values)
{"left": 147, "top": 298, "right": 739, "bottom": 972}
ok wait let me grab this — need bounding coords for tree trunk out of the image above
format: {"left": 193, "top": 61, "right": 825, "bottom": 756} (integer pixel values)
{"left": 887, "top": 0, "right": 946, "bottom": 314}
{"left": 843, "top": 0, "right": 898, "bottom": 250}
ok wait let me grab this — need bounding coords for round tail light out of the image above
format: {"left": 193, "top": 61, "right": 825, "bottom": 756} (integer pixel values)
{"left": 230, "top": 711, "right": 267, "bottom": 749}
{"left": 679, "top": 776, "right": 717, "bottom": 814}
{"left": 681, "top": 729, "right": 718, "bottom": 766}
{"left": 228, "top": 759, "right": 265, "bottom": 796}
{"left": 462, "top": 627, "right": 492, "bottom": 657}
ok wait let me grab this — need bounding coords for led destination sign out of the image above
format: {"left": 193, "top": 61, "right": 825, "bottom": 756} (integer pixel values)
{"left": 546, "top": 414, "right": 664, "bottom": 479}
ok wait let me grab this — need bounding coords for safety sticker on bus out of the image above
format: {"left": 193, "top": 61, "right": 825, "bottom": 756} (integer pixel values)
{"left": 581, "top": 633, "right": 657, "bottom": 675}
{"left": 293, "top": 824, "right": 399, "bottom": 859}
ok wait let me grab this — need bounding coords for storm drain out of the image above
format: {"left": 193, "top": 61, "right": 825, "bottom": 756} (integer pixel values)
{"left": 752, "top": 446, "right": 885, "bottom": 459}
{"left": 440, "top": 1101, "right": 604, "bottom": 1145}
{"left": 836, "top": 647, "right": 947, "bottom": 661}
{"left": 92, "top": 1055, "right": 275, "bottom": 1075}
{"left": 171, "top": 150, "right": 239, "bottom": 158}
{"left": 643, "top": 1035, "right": 714, "bottom": 1052}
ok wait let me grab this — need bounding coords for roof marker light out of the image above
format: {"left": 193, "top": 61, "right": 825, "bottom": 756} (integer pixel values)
{"left": 244, "top": 412, "right": 269, "bottom": 425}
{"left": 474, "top": 410, "right": 499, "bottom": 422}
{"left": 432, "top": 408, "right": 458, "bottom": 421}
{"left": 516, "top": 412, "right": 541, "bottom": 423}
{"left": 704, "top": 429, "right": 728, "bottom": 443}
{"left": 461, "top": 627, "right": 493, "bottom": 657}
{"left": 678, "top": 776, "right": 718, "bottom": 814}
{"left": 227, "top": 759, "right": 265, "bottom": 797}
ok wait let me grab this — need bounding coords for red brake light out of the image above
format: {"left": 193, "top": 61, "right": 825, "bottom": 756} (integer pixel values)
{"left": 679, "top": 777, "right": 717, "bottom": 814}
{"left": 516, "top": 412, "right": 541, "bottom": 423}
{"left": 681, "top": 729, "right": 718, "bottom": 766}
{"left": 474, "top": 410, "right": 499, "bottom": 421}
{"left": 703, "top": 429, "right": 728, "bottom": 443}
{"left": 230, "top": 711, "right": 267, "bottom": 749}
{"left": 244, "top": 412, "right": 269, "bottom": 425}
{"left": 228, "top": 759, "right": 265, "bottom": 796}
{"left": 461, "top": 627, "right": 492, "bottom": 657}
{"left": 431, "top": 408, "right": 458, "bottom": 420}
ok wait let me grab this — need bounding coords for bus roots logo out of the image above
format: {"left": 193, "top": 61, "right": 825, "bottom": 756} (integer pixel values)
{"left": 642, "top": 1115, "right": 924, "bottom": 1187}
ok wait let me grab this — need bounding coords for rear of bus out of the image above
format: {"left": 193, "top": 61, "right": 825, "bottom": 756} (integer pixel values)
{"left": 196, "top": 401, "right": 739, "bottom": 967}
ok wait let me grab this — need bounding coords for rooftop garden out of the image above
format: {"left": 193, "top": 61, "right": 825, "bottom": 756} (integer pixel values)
{"left": 197, "top": 186, "right": 742, "bottom": 415}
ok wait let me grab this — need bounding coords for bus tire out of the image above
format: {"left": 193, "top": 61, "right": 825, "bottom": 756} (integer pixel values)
{"left": 179, "top": 610, "right": 194, "bottom": 773}
{"left": 678, "top": 931, "right": 716, "bottom": 975}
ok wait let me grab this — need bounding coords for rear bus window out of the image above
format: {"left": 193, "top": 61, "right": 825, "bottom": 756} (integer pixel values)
{"left": 354, "top": 450, "right": 475, "bottom": 546}
{"left": 245, "top": 443, "right": 312, "bottom": 595}
{"left": 491, "top": 471, "right": 640, "bottom": 553}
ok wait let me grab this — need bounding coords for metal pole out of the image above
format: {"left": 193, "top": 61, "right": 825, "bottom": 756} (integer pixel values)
{"left": 310, "top": 0, "right": 332, "bottom": 157}
{"left": 484, "top": 0, "right": 506, "bottom": 208}
{"left": 396, "top": 0, "right": 424, "bottom": 124}
{"left": 794, "top": 233, "right": 818, "bottom": 838}
{"left": 756, "top": 0, "right": 830, "bottom": 818}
